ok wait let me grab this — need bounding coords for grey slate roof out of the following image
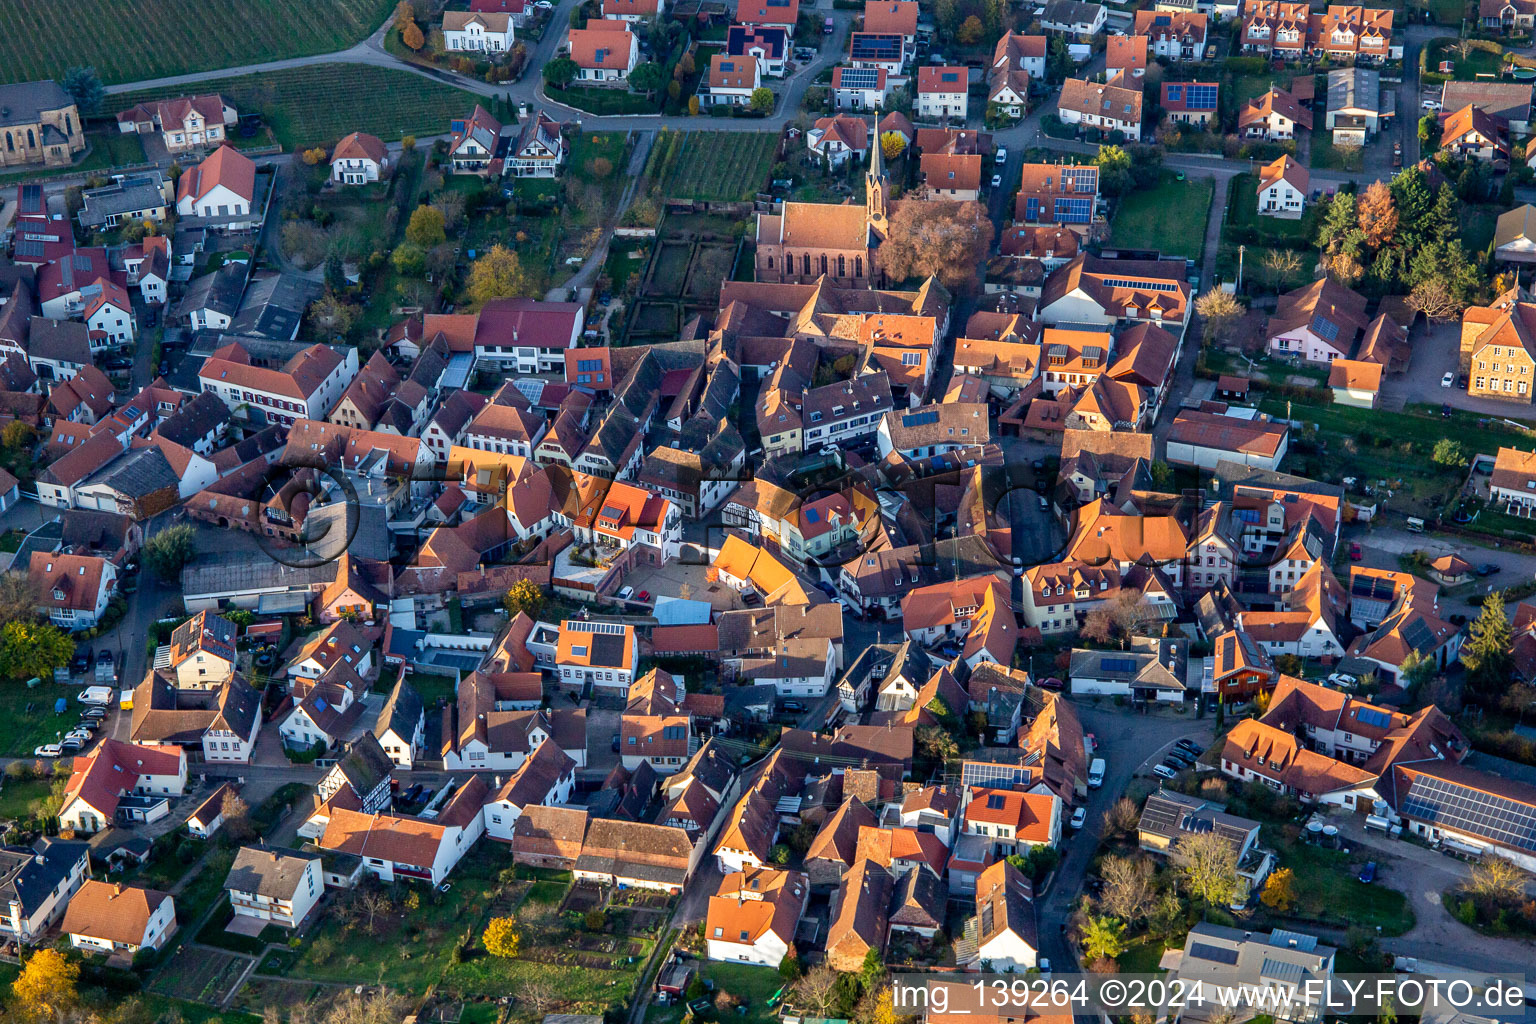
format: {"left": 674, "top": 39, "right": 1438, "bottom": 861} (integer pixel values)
{"left": 84, "top": 444, "right": 178, "bottom": 500}
{"left": 155, "top": 391, "right": 230, "bottom": 448}
{"left": 224, "top": 844, "right": 321, "bottom": 900}
{"left": 176, "top": 262, "right": 247, "bottom": 321}
{"left": 0, "top": 838, "right": 89, "bottom": 917}
{"left": 374, "top": 678, "right": 425, "bottom": 744}
{"left": 229, "top": 273, "right": 317, "bottom": 340}
{"left": 334, "top": 732, "right": 394, "bottom": 798}
{"left": 0, "top": 82, "right": 76, "bottom": 128}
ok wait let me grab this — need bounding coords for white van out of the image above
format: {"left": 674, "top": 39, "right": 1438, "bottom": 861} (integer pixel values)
{"left": 77, "top": 686, "right": 115, "bottom": 706}
{"left": 1088, "top": 757, "right": 1106, "bottom": 788}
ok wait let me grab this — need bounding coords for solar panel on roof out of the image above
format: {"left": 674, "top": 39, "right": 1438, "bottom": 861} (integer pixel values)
{"left": 1189, "top": 942, "right": 1240, "bottom": 965}
{"left": 851, "top": 32, "right": 904, "bottom": 59}
{"left": 1354, "top": 707, "right": 1392, "bottom": 729}
{"left": 1400, "top": 772, "right": 1536, "bottom": 853}
{"left": 1187, "top": 83, "right": 1218, "bottom": 109}
{"left": 1311, "top": 315, "right": 1341, "bottom": 342}
{"left": 902, "top": 410, "right": 940, "bottom": 427}
{"left": 837, "top": 67, "right": 882, "bottom": 89}
{"left": 1100, "top": 657, "right": 1137, "bottom": 674}
{"left": 1167, "top": 84, "right": 1183, "bottom": 101}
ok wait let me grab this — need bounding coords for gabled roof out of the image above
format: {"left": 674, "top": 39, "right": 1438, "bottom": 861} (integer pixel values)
{"left": 60, "top": 879, "right": 170, "bottom": 945}
{"left": 177, "top": 146, "right": 256, "bottom": 205}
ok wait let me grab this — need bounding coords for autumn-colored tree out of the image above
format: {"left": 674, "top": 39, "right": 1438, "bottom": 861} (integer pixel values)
{"left": 688, "top": 95, "right": 701, "bottom": 115}
{"left": 880, "top": 130, "right": 907, "bottom": 160}
{"left": 1079, "top": 914, "right": 1128, "bottom": 964}
{"left": 1326, "top": 250, "right": 1364, "bottom": 288}
{"left": 12, "top": 948, "right": 79, "bottom": 1024}
{"left": 1464, "top": 853, "right": 1525, "bottom": 905}
{"left": 466, "top": 245, "right": 531, "bottom": 306}
{"left": 875, "top": 200, "right": 994, "bottom": 292}
{"left": 406, "top": 205, "right": 447, "bottom": 247}
{"left": 221, "top": 788, "right": 256, "bottom": 842}
{"left": 1195, "top": 288, "right": 1244, "bottom": 346}
{"left": 0, "top": 621, "right": 74, "bottom": 680}
{"left": 502, "top": 578, "right": 546, "bottom": 618}
{"left": 957, "top": 15, "right": 985, "bottom": 43}
{"left": 484, "top": 916, "right": 521, "bottom": 957}
{"left": 1260, "top": 867, "right": 1296, "bottom": 912}
{"left": 1356, "top": 182, "right": 1398, "bottom": 250}
{"left": 1178, "top": 829, "right": 1241, "bottom": 906}
{"left": 394, "top": 0, "right": 414, "bottom": 33}
{"left": 403, "top": 17, "right": 425, "bottom": 48}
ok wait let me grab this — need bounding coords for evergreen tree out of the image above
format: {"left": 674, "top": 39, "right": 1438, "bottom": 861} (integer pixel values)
{"left": 1318, "top": 192, "right": 1357, "bottom": 252}
{"left": 1464, "top": 591, "right": 1514, "bottom": 699}
{"left": 1428, "top": 183, "right": 1460, "bottom": 242}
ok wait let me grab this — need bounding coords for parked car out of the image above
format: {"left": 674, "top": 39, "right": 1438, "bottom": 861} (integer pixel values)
{"left": 995, "top": 146, "right": 1007, "bottom": 165}
{"left": 637, "top": 590, "right": 651, "bottom": 602}
{"left": 81, "top": 707, "right": 106, "bottom": 720}
{"left": 617, "top": 585, "right": 635, "bottom": 600}
{"left": 71, "top": 649, "right": 90, "bottom": 675}
{"left": 1358, "top": 861, "right": 1377, "bottom": 884}
{"left": 781, "top": 700, "right": 806, "bottom": 713}
{"left": 64, "top": 729, "right": 93, "bottom": 745}
{"left": 1175, "top": 739, "right": 1204, "bottom": 758}
{"left": 610, "top": 733, "right": 620, "bottom": 753}
{"left": 1038, "top": 677, "right": 1064, "bottom": 691}
{"left": 1441, "top": 372, "right": 1455, "bottom": 387}
{"left": 33, "top": 744, "right": 62, "bottom": 758}
{"left": 1069, "top": 806, "right": 1087, "bottom": 830}
{"left": 1152, "top": 763, "right": 1178, "bottom": 780}
{"left": 990, "top": 174, "right": 1003, "bottom": 189}
{"left": 1476, "top": 563, "right": 1502, "bottom": 576}
{"left": 59, "top": 738, "right": 81, "bottom": 753}
{"left": 1349, "top": 542, "right": 1363, "bottom": 561}
{"left": 1164, "top": 750, "right": 1195, "bottom": 769}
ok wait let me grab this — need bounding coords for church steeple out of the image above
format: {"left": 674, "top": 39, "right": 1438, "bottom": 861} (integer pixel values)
{"left": 866, "top": 113, "right": 888, "bottom": 232}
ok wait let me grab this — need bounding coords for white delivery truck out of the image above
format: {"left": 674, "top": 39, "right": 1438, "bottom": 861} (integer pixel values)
{"left": 77, "top": 686, "right": 115, "bottom": 706}
{"left": 1088, "top": 757, "right": 1106, "bottom": 788}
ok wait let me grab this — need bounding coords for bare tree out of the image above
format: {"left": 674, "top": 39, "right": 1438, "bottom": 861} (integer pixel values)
{"left": 322, "top": 989, "right": 408, "bottom": 1024}
{"left": 1177, "top": 830, "right": 1241, "bottom": 906}
{"left": 358, "top": 889, "right": 393, "bottom": 934}
{"left": 793, "top": 965, "right": 841, "bottom": 1018}
{"left": 221, "top": 789, "right": 255, "bottom": 842}
{"left": 520, "top": 979, "right": 559, "bottom": 1018}
{"left": 0, "top": 571, "right": 41, "bottom": 625}
{"left": 1100, "top": 797, "right": 1141, "bottom": 841}
{"left": 1262, "top": 249, "right": 1303, "bottom": 291}
{"left": 1464, "top": 856, "right": 1526, "bottom": 905}
{"left": 1098, "top": 855, "right": 1156, "bottom": 923}
{"left": 1407, "top": 278, "right": 1463, "bottom": 322}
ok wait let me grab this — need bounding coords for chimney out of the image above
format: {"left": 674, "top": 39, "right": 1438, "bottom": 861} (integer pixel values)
{"left": 113, "top": 882, "right": 123, "bottom": 897}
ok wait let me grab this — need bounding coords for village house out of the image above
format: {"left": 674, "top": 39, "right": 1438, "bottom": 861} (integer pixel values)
{"left": 569, "top": 21, "right": 640, "bottom": 83}
{"left": 330, "top": 132, "right": 389, "bottom": 185}
{"left": 443, "top": 10, "right": 515, "bottom": 50}
{"left": 62, "top": 880, "right": 177, "bottom": 956}
{"left": 223, "top": 846, "right": 324, "bottom": 929}
{"left": 115, "top": 94, "right": 235, "bottom": 154}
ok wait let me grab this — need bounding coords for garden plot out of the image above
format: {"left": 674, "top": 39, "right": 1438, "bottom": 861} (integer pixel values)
{"left": 151, "top": 948, "right": 253, "bottom": 1006}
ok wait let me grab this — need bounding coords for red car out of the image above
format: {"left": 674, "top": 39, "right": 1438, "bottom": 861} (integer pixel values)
{"left": 1349, "top": 542, "right": 1363, "bottom": 561}
{"left": 638, "top": 590, "right": 651, "bottom": 602}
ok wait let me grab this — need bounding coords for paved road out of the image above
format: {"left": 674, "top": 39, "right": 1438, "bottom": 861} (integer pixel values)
{"left": 1036, "top": 702, "right": 1218, "bottom": 971}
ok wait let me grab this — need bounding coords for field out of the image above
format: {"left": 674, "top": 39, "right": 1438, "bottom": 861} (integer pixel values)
{"left": 0, "top": 686, "right": 80, "bottom": 758}
{"left": 1110, "top": 173, "right": 1213, "bottom": 260}
{"left": 1259, "top": 396, "right": 1536, "bottom": 516}
{"left": 0, "top": 0, "right": 391, "bottom": 85}
{"left": 1426, "top": 38, "right": 1506, "bottom": 79}
{"left": 661, "top": 131, "right": 779, "bottom": 202}
{"left": 150, "top": 947, "right": 254, "bottom": 1005}
{"left": 108, "top": 65, "right": 478, "bottom": 150}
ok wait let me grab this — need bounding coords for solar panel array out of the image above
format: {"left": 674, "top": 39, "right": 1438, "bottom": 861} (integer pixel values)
{"left": 1186, "top": 83, "right": 1219, "bottom": 108}
{"left": 836, "top": 67, "right": 883, "bottom": 89}
{"left": 1063, "top": 166, "right": 1098, "bottom": 190}
{"left": 1400, "top": 772, "right": 1536, "bottom": 853}
{"left": 903, "top": 410, "right": 940, "bottom": 427}
{"left": 1054, "top": 196, "right": 1093, "bottom": 222}
{"left": 1100, "top": 657, "right": 1138, "bottom": 674}
{"left": 851, "top": 33, "right": 904, "bottom": 59}
{"left": 1189, "top": 943, "right": 1240, "bottom": 966}
{"left": 960, "top": 760, "right": 1032, "bottom": 791}
{"left": 567, "top": 619, "right": 626, "bottom": 635}
{"left": 1354, "top": 707, "right": 1393, "bottom": 730}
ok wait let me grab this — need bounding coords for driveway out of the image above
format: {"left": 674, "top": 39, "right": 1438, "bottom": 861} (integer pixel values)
{"left": 1036, "top": 701, "right": 1219, "bottom": 970}
{"left": 1323, "top": 813, "right": 1536, "bottom": 975}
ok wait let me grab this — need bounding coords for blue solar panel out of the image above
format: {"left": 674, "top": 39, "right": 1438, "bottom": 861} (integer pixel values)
{"left": 1167, "top": 84, "right": 1183, "bottom": 102}
{"left": 1101, "top": 657, "right": 1137, "bottom": 674}
{"left": 1187, "top": 84, "right": 1218, "bottom": 109}
{"left": 1355, "top": 708, "right": 1393, "bottom": 729}
{"left": 902, "top": 410, "right": 940, "bottom": 427}
{"left": 850, "top": 32, "right": 903, "bottom": 59}
{"left": 1054, "top": 197, "right": 1093, "bottom": 222}
{"left": 837, "top": 67, "right": 882, "bottom": 89}
{"left": 1311, "top": 315, "right": 1341, "bottom": 342}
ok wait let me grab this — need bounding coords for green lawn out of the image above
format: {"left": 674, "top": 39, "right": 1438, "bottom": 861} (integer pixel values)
{"left": 404, "top": 671, "right": 457, "bottom": 708}
{"left": 1261, "top": 397, "right": 1536, "bottom": 516}
{"left": 1110, "top": 173, "right": 1214, "bottom": 260}
{"left": 0, "top": 685, "right": 80, "bottom": 758}
{"left": 0, "top": 127, "right": 146, "bottom": 187}
{"left": 645, "top": 962, "right": 782, "bottom": 1024}
{"left": 1225, "top": 172, "right": 1317, "bottom": 244}
{"left": 1261, "top": 825, "right": 1415, "bottom": 935}
{"left": 661, "top": 130, "right": 779, "bottom": 202}
{"left": 108, "top": 64, "right": 479, "bottom": 149}
{"left": 1117, "top": 937, "right": 1169, "bottom": 973}
{"left": 1309, "top": 121, "right": 1365, "bottom": 172}
{"left": 0, "top": 0, "right": 390, "bottom": 85}
{"left": 0, "top": 777, "right": 55, "bottom": 820}
{"left": 1426, "top": 38, "right": 1506, "bottom": 79}
{"left": 570, "top": 131, "right": 631, "bottom": 182}
{"left": 1229, "top": 72, "right": 1285, "bottom": 112}
{"left": 546, "top": 84, "right": 660, "bottom": 116}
